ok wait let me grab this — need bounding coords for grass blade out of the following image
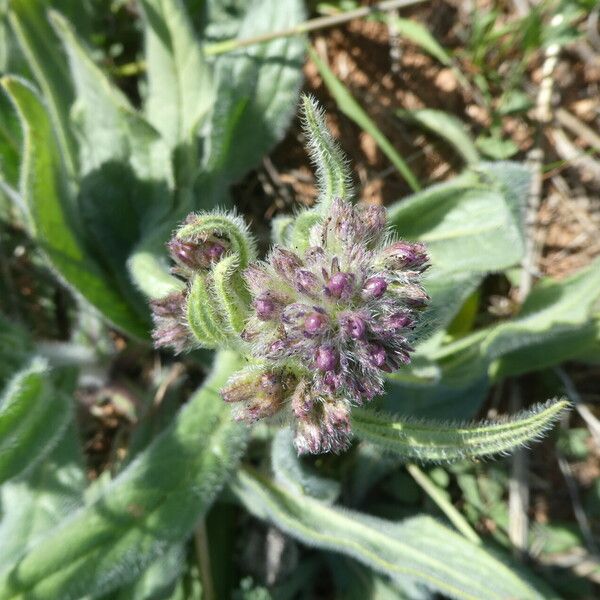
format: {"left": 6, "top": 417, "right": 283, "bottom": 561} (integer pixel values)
{"left": 309, "top": 46, "right": 420, "bottom": 191}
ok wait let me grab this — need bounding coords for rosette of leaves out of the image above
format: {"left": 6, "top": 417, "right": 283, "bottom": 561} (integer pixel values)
{"left": 0, "top": 0, "right": 305, "bottom": 338}
{"left": 150, "top": 95, "right": 570, "bottom": 458}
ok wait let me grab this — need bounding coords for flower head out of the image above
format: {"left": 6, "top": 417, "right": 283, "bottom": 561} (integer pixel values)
{"left": 228, "top": 198, "right": 429, "bottom": 452}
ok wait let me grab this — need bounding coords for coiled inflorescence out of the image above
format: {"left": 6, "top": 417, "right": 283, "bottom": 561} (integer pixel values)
{"left": 150, "top": 97, "right": 429, "bottom": 455}
{"left": 237, "top": 198, "right": 428, "bottom": 453}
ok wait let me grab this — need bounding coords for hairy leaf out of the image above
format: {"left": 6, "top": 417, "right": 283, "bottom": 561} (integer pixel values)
{"left": 388, "top": 166, "right": 528, "bottom": 275}
{"left": 352, "top": 400, "right": 569, "bottom": 462}
{"left": 0, "top": 351, "right": 247, "bottom": 599}
{"left": 140, "top": 0, "right": 214, "bottom": 149}
{"left": 8, "top": 0, "right": 77, "bottom": 176}
{"left": 232, "top": 468, "right": 555, "bottom": 599}
{"left": 1, "top": 76, "right": 147, "bottom": 337}
{"left": 0, "top": 360, "right": 71, "bottom": 485}
{"left": 49, "top": 10, "right": 172, "bottom": 185}
{"left": 0, "top": 424, "right": 85, "bottom": 570}
{"left": 271, "top": 428, "right": 340, "bottom": 503}
{"left": 199, "top": 0, "right": 305, "bottom": 206}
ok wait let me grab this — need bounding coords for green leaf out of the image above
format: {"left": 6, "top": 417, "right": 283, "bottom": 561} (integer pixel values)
{"left": 486, "top": 256, "right": 600, "bottom": 378}
{"left": 1, "top": 75, "right": 148, "bottom": 338}
{"left": 476, "top": 135, "right": 519, "bottom": 160}
{"left": 309, "top": 46, "right": 420, "bottom": 192}
{"left": 8, "top": 0, "right": 77, "bottom": 177}
{"left": 0, "top": 351, "right": 247, "bottom": 599}
{"left": 387, "top": 166, "right": 528, "bottom": 274}
{"left": 0, "top": 423, "right": 86, "bottom": 570}
{"left": 397, "top": 109, "right": 479, "bottom": 164}
{"left": 199, "top": 0, "right": 305, "bottom": 206}
{"left": 140, "top": 0, "right": 214, "bottom": 149}
{"left": 113, "top": 545, "right": 186, "bottom": 600}
{"left": 352, "top": 400, "right": 569, "bottom": 462}
{"left": 49, "top": 10, "right": 172, "bottom": 185}
{"left": 0, "top": 314, "right": 33, "bottom": 388}
{"left": 0, "top": 359, "right": 71, "bottom": 485}
{"left": 232, "top": 467, "right": 556, "bottom": 599}
{"left": 271, "top": 428, "right": 340, "bottom": 503}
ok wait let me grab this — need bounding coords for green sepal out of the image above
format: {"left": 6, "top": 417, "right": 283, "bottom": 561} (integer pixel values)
{"left": 211, "top": 254, "right": 250, "bottom": 334}
{"left": 186, "top": 272, "right": 227, "bottom": 348}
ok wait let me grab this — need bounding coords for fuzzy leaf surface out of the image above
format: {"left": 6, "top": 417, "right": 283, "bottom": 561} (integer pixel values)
{"left": 232, "top": 468, "right": 555, "bottom": 600}
{"left": 0, "top": 351, "right": 247, "bottom": 599}
{"left": 8, "top": 0, "right": 77, "bottom": 176}
{"left": 1, "top": 76, "right": 147, "bottom": 338}
{"left": 199, "top": 0, "right": 305, "bottom": 206}
{"left": 140, "top": 0, "right": 214, "bottom": 149}
{"left": 352, "top": 400, "right": 569, "bottom": 462}
{"left": 0, "top": 424, "right": 85, "bottom": 571}
{"left": 0, "top": 360, "right": 71, "bottom": 485}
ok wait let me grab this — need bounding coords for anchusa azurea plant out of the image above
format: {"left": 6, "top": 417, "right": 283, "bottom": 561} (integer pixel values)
{"left": 151, "top": 96, "right": 568, "bottom": 456}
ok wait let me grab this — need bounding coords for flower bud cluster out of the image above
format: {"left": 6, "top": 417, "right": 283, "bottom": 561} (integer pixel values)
{"left": 230, "top": 198, "right": 429, "bottom": 453}
{"left": 150, "top": 213, "right": 238, "bottom": 353}
{"left": 150, "top": 198, "right": 428, "bottom": 454}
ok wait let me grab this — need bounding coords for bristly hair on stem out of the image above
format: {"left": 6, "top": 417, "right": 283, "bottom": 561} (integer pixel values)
{"left": 301, "top": 94, "right": 354, "bottom": 211}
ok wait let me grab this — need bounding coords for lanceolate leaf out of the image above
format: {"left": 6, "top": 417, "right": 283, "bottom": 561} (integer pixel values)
{"left": 0, "top": 423, "right": 86, "bottom": 570}
{"left": 387, "top": 166, "right": 527, "bottom": 275}
{"left": 0, "top": 351, "right": 247, "bottom": 599}
{"left": 397, "top": 109, "right": 479, "bottom": 165}
{"left": 140, "top": 0, "right": 214, "bottom": 149}
{"left": 8, "top": 0, "right": 77, "bottom": 177}
{"left": 49, "top": 10, "right": 172, "bottom": 185}
{"left": 232, "top": 468, "right": 556, "bottom": 600}
{"left": 1, "top": 76, "right": 148, "bottom": 338}
{"left": 0, "top": 359, "right": 71, "bottom": 485}
{"left": 351, "top": 400, "right": 569, "bottom": 462}
{"left": 199, "top": 0, "right": 305, "bottom": 207}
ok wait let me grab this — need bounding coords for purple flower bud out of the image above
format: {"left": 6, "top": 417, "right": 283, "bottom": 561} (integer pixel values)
{"left": 304, "top": 312, "right": 328, "bottom": 336}
{"left": 206, "top": 241, "right": 226, "bottom": 261}
{"left": 295, "top": 269, "right": 321, "bottom": 296}
{"left": 315, "top": 346, "right": 337, "bottom": 371}
{"left": 259, "top": 372, "right": 283, "bottom": 398}
{"left": 291, "top": 379, "right": 313, "bottom": 418}
{"left": 167, "top": 237, "right": 227, "bottom": 271}
{"left": 326, "top": 272, "right": 354, "bottom": 299}
{"left": 380, "top": 241, "right": 428, "bottom": 270}
{"left": 150, "top": 291, "right": 191, "bottom": 353}
{"left": 362, "top": 277, "right": 387, "bottom": 299}
{"left": 340, "top": 313, "right": 367, "bottom": 339}
{"left": 167, "top": 238, "right": 202, "bottom": 269}
{"left": 388, "top": 312, "right": 414, "bottom": 329}
{"left": 254, "top": 295, "right": 276, "bottom": 321}
{"left": 271, "top": 248, "right": 303, "bottom": 279}
{"left": 367, "top": 343, "right": 387, "bottom": 368}
{"left": 358, "top": 204, "right": 387, "bottom": 239}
